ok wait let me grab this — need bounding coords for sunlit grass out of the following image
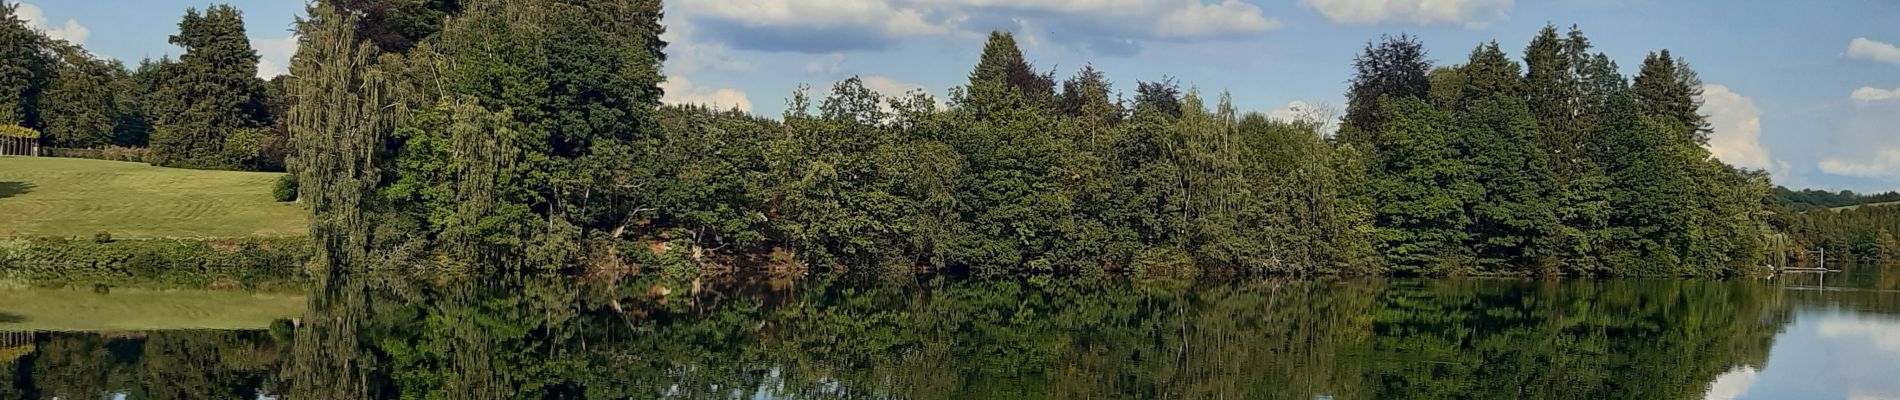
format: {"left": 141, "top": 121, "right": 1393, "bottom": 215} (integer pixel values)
{"left": 0, "top": 156, "right": 307, "bottom": 238}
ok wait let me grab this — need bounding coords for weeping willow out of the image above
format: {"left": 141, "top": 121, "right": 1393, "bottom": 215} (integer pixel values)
{"left": 287, "top": 3, "right": 402, "bottom": 271}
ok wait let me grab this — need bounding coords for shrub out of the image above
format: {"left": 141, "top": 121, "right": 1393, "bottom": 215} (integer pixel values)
{"left": 45, "top": 146, "right": 151, "bottom": 163}
{"left": 272, "top": 174, "right": 299, "bottom": 202}
{"left": 93, "top": 231, "right": 114, "bottom": 243}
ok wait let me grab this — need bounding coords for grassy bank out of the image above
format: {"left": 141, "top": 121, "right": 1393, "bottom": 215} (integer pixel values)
{"left": 0, "top": 156, "right": 307, "bottom": 238}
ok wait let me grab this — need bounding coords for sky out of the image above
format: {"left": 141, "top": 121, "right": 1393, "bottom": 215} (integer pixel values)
{"left": 12, "top": 0, "right": 1899, "bottom": 191}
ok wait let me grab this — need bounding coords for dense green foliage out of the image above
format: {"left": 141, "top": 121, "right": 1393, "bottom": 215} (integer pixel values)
{"left": 0, "top": 273, "right": 1801, "bottom": 398}
{"left": 0, "top": 3, "right": 285, "bottom": 171}
{"left": 0, "top": 5, "right": 52, "bottom": 127}
{"left": 147, "top": 5, "right": 275, "bottom": 170}
{"left": 275, "top": 0, "right": 1778, "bottom": 276}
{"left": 1344, "top": 27, "right": 1772, "bottom": 277}
{"left": 1774, "top": 203, "right": 1900, "bottom": 266}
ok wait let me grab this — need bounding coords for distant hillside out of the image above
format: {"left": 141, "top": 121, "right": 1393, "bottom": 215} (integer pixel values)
{"left": 1772, "top": 186, "right": 1900, "bottom": 212}
{"left": 1831, "top": 201, "right": 1900, "bottom": 212}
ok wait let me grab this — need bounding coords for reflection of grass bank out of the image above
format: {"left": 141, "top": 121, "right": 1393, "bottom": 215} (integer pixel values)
{"left": 0, "top": 287, "right": 304, "bottom": 331}
{"left": 0, "top": 236, "right": 310, "bottom": 287}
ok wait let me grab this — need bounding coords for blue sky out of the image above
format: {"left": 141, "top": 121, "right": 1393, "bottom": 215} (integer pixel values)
{"left": 14, "top": 0, "right": 1899, "bottom": 191}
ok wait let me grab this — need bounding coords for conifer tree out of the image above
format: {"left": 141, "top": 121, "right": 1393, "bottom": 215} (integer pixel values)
{"left": 149, "top": 5, "right": 271, "bottom": 169}
{"left": 1633, "top": 50, "right": 1710, "bottom": 144}
{"left": 1340, "top": 34, "right": 1432, "bottom": 147}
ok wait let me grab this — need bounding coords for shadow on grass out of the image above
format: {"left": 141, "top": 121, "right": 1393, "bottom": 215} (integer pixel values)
{"left": 0, "top": 181, "right": 30, "bottom": 199}
{"left": 0, "top": 312, "right": 21, "bottom": 323}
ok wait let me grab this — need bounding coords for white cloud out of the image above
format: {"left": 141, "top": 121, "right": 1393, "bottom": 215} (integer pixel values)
{"left": 1701, "top": 84, "right": 1780, "bottom": 173}
{"left": 670, "top": 0, "right": 1283, "bottom": 54}
{"left": 1154, "top": 0, "right": 1283, "bottom": 38}
{"left": 1847, "top": 37, "right": 1900, "bottom": 66}
{"left": 661, "top": 75, "right": 754, "bottom": 112}
{"left": 12, "top": 1, "right": 89, "bottom": 45}
{"left": 1820, "top": 147, "right": 1900, "bottom": 179}
{"left": 1297, "top": 0, "right": 1514, "bottom": 28}
{"left": 252, "top": 35, "right": 298, "bottom": 79}
{"left": 661, "top": 16, "right": 754, "bottom": 75}
{"left": 1852, "top": 86, "right": 1900, "bottom": 103}
{"left": 1817, "top": 316, "right": 1900, "bottom": 352}
{"left": 1702, "top": 366, "right": 1758, "bottom": 400}
{"left": 674, "top": 0, "right": 952, "bottom": 39}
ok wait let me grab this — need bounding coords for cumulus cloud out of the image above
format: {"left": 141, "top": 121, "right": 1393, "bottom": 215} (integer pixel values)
{"left": 661, "top": 75, "right": 754, "bottom": 112}
{"left": 1155, "top": 1, "right": 1284, "bottom": 38}
{"left": 1701, "top": 85, "right": 1779, "bottom": 172}
{"left": 1820, "top": 148, "right": 1900, "bottom": 179}
{"left": 1847, "top": 37, "right": 1900, "bottom": 66}
{"left": 1817, "top": 316, "right": 1900, "bottom": 352}
{"left": 12, "top": 1, "right": 89, "bottom": 45}
{"left": 1701, "top": 366, "right": 1757, "bottom": 400}
{"left": 669, "top": 0, "right": 1283, "bottom": 55}
{"left": 1298, "top": 0, "right": 1514, "bottom": 28}
{"left": 1852, "top": 86, "right": 1900, "bottom": 103}
{"left": 662, "top": 14, "right": 755, "bottom": 74}
{"left": 252, "top": 35, "right": 298, "bottom": 79}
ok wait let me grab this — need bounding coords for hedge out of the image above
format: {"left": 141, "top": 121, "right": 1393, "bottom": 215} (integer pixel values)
{"left": 43, "top": 146, "right": 152, "bottom": 163}
{"left": 0, "top": 236, "right": 313, "bottom": 287}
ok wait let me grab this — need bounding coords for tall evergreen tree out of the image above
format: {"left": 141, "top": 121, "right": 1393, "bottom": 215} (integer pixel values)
{"left": 149, "top": 5, "right": 272, "bottom": 169}
{"left": 1454, "top": 42, "right": 1522, "bottom": 109}
{"left": 1633, "top": 50, "right": 1710, "bottom": 144}
{"left": 1368, "top": 97, "right": 1476, "bottom": 274}
{"left": 1340, "top": 34, "right": 1432, "bottom": 147}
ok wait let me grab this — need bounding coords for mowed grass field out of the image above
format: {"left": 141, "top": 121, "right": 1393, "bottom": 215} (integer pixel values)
{"left": 0, "top": 156, "right": 307, "bottom": 238}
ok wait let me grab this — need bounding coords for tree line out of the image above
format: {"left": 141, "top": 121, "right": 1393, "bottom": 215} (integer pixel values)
{"left": 0, "top": 3, "right": 284, "bottom": 170}
{"left": 1772, "top": 187, "right": 1900, "bottom": 211}
{"left": 276, "top": 0, "right": 1792, "bottom": 276}
{"left": 1773, "top": 203, "right": 1900, "bottom": 266}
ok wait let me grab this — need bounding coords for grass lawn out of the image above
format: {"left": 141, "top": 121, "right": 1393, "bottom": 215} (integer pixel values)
{"left": 0, "top": 286, "right": 304, "bottom": 331}
{"left": 0, "top": 156, "right": 308, "bottom": 238}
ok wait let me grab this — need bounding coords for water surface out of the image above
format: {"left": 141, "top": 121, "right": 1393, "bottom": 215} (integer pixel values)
{"left": 1, "top": 268, "right": 1896, "bottom": 399}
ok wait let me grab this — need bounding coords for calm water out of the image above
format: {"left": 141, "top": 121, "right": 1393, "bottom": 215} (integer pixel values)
{"left": 1, "top": 268, "right": 1897, "bottom": 399}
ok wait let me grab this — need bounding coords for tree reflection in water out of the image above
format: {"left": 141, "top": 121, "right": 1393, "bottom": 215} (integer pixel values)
{"left": 1, "top": 273, "right": 1800, "bottom": 399}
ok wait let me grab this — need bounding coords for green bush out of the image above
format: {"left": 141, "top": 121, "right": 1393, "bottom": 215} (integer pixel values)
{"left": 45, "top": 146, "right": 151, "bottom": 163}
{"left": 0, "top": 236, "right": 313, "bottom": 286}
{"left": 272, "top": 174, "right": 299, "bottom": 202}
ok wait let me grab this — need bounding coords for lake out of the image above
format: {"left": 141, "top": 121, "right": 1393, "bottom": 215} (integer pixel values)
{"left": 0, "top": 268, "right": 1896, "bottom": 399}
